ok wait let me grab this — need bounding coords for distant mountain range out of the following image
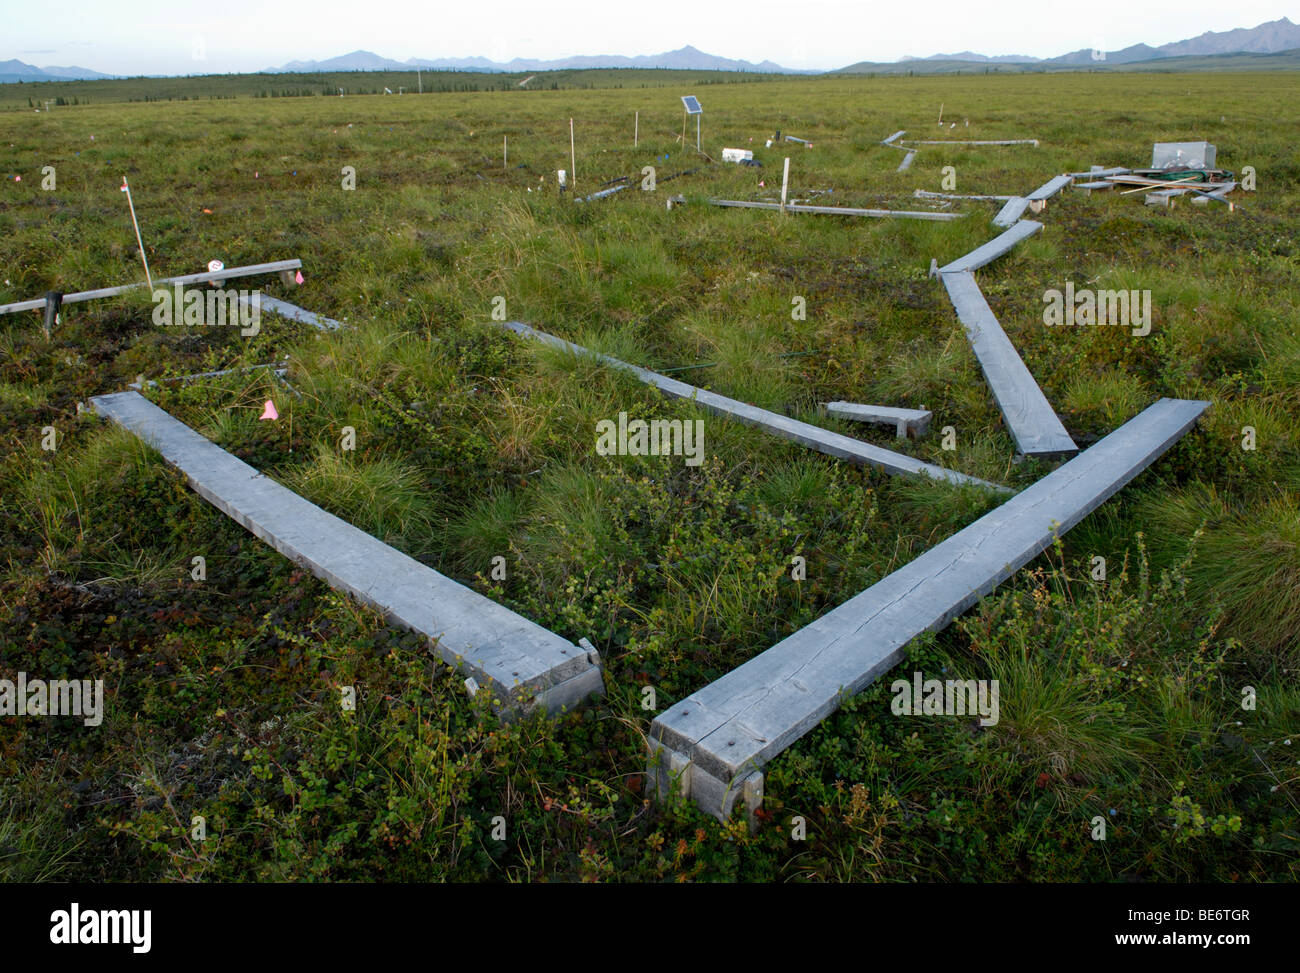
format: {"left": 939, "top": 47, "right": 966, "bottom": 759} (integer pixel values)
{"left": 845, "top": 16, "right": 1300, "bottom": 72}
{"left": 267, "top": 45, "right": 805, "bottom": 75}
{"left": 3, "top": 17, "right": 1299, "bottom": 83}
{"left": 0, "top": 59, "right": 112, "bottom": 83}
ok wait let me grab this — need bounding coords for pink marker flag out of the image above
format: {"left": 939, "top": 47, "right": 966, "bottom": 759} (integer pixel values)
{"left": 259, "top": 400, "right": 279, "bottom": 421}
{"left": 294, "top": 270, "right": 304, "bottom": 285}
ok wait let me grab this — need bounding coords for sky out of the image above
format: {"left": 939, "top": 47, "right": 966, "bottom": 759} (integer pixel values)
{"left": 3, "top": 0, "right": 1295, "bottom": 74}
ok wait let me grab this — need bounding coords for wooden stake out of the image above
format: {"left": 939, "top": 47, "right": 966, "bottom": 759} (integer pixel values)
{"left": 569, "top": 118, "right": 576, "bottom": 191}
{"left": 781, "top": 157, "right": 790, "bottom": 214}
{"left": 504, "top": 135, "right": 508, "bottom": 170}
{"left": 121, "top": 176, "right": 153, "bottom": 291}
{"left": 937, "top": 102, "right": 944, "bottom": 126}
{"left": 634, "top": 110, "right": 639, "bottom": 147}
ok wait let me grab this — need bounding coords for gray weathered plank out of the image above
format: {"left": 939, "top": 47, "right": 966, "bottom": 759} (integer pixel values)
{"left": 89, "top": 391, "right": 604, "bottom": 714}
{"left": 648, "top": 397, "right": 1209, "bottom": 820}
{"left": 940, "top": 271, "right": 1077, "bottom": 457}
{"left": 1026, "top": 174, "right": 1073, "bottom": 202}
{"left": 896, "top": 150, "right": 917, "bottom": 172}
{"left": 577, "top": 184, "right": 628, "bottom": 203}
{"left": 900, "top": 139, "right": 1039, "bottom": 146}
{"left": 501, "top": 321, "right": 1008, "bottom": 492}
{"left": 1066, "top": 166, "right": 1130, "bottom": 178}
{"left": 936, "top": 219, "right": 1042, "bottom": 274}
{"left": 991, "top": 196, "right": 1031, "bottom": 228}
{"left": 825, "top": 401, "right": 932, "bottom": 438}
{"left": 1189, "top": 180, "right": 1237, "bottom": 208}
{"left": 915, "top": 190, "right": 1015, "bottom": 202}
{"left": 881, "top": 130, "right": 906, "bottom": 145}
{"left": 0, "top": 260, "right": 304, "bottom": 316}
{"left": 239, "top": 294, "right": 344, "bottom": 331}
{"left": 708, "top": 198, "right": 961, "bottom": 221}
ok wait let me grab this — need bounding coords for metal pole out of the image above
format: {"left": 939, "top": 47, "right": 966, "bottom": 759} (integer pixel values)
{"left": 569, "top": 118, "right": 576, "bottom": 191}
{"left": 696, "top": 113, "right": 700, "bottom": 152}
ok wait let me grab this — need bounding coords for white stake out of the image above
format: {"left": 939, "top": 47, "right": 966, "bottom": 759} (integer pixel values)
{"left": 569, "top": 117, "right": 576, "bottom": 191}
{"left": 781, "top": 157, "right": 790, "bottom": 214}
{"left": 121, "top": 176, "right": 153, "bottom": 290}
{"left": 504, "top": 135, "right": 508, "bottom": 170}
{"left": 634, "top": 110, "right": 639, "bottom": 147}
{"left": 937, "top": 102, "right": 944, "bottom": 127}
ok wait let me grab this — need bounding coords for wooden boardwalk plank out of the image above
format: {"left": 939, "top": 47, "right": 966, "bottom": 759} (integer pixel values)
{"left": 648, "top": 397, "right": 1210, "bottom": 819}
{"left": 89, "top": 391, "right": 604, "bottom": 714}
{"left": 501, "top": 321, "right": 1008, "bottom": 492}
{"left": 916, "top": 190, "right": 1015, "bottom": 202}
{"left": 708, "top": 198, "right": 961, "bottom": 221}
{"left": 240, "top": 294, "right": 344, "bottom": 331}
{"left": 1026, "top": 174, "right": 1073, "bottom": 202}
{"left": 577, "top": 184, "right": 628, "bottom": 202}
{"left": 936, "top": 220, "right": 1042, "bottom": 274}
{"left": 991, "top": 196, "right": 1031, "bottom": 228}
{"left": 825, "top": 401, "right": 932, "bottom": 438}
{"left": 900, "top": 138, "right": 1039, "bottom": 146}
{"left": 881, "top": 130, "right": 906, "bottom": 145}
{"left": 896, "top": 150, "right": 917, "bottom": 172}
{"left": 940, "top": 271, "right": 1077, "bottom": 457}
{"left": 0, "top": 260, "right": 304, "bottom": 316}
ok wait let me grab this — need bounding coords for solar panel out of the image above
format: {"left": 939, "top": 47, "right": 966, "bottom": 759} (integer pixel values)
{"left": 681, "top": 95, "right": 702, "bottom": 115}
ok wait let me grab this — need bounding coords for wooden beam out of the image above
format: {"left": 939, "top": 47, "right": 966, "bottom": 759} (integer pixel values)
{"left": 936, "top": 219, "right": 1042, "bottom": 275}
{"left": 896, "top": 150, "right": 917, "bottom": 172}
{"left": 500, "top": 321, "right": 1008, "bottom": 492}
{"left": 89, "top": 391, "right": 604, "bottom": 715}
{"left": 825, "top": 402, "right": 932, "bottom": 438}
{"left": 648, "top": 397, "right": 1209, "bottom": 821}
{"left": 881, "top": 130, "right": 906, "bottom": 145}
{"left": 240, "top": 294, "right": 344, "bottom": 331}
{"left": 708, "top": 198, "right": 961, "bottom": 222}
{"left": 901, "top": 138, "right": 1039, "bottom": 146}
{"left": 939, "top": 271, "right": 1077, "bottom": 457}
{"left": 991, "top": 196, "right": 1031, "bottom": 228}
{"left": 0, "top": 259, "right": 304, "bottom": 316}
{"left": 1024, "top": 174, "right": 1076, "bottom": 209}
{"left": 915, "top": 190, "right": 1015, "bottom": 202}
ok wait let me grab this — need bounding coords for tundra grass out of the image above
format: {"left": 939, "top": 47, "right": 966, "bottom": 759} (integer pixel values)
{"left": 1, "top": 70, "right": 1297, "bottom": 882}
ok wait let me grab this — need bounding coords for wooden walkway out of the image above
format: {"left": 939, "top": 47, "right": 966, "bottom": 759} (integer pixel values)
{"left": 937, "top": 220, "right": 1042, "bottom": 274}
{"left": 940, "top": 272, "right": 1077, "bottom": 457}
{"left": 89, "top": 391, "right": 605, "bottom": 714}
{"left": 240, "top": 294, "right": 344, "bottom": 331}
{"left": 708, "top": 199, "right": 961, "bottom": 221}
{"left": 648, "top": 398, "right": 1210, "bottom": 820}
{"left": 0, "top": 260, "right": 304, "bottom": 316}
{"left": 502, "top": 321, "right": 1008, "bottom": 491}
